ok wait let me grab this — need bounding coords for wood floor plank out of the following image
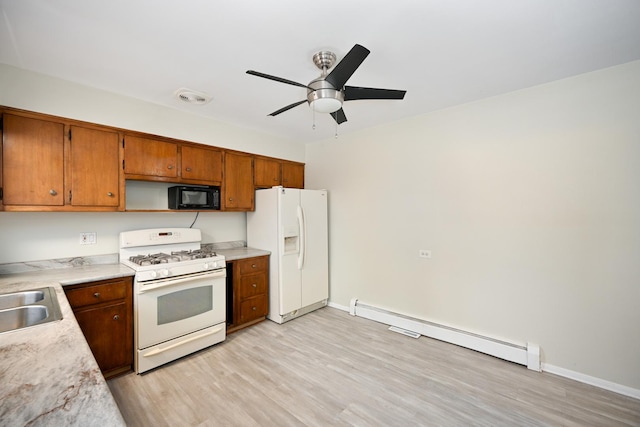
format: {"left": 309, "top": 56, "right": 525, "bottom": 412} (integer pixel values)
{"left": 108, "top": 307, "right": 640, "bottom": 426}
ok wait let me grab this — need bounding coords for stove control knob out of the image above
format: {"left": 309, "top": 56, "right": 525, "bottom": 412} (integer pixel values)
{"left": 160, "top": 269, "right": 170, "bottom": 277}
{"left": 149, "top": 271, "right": 157, "bottom": 279}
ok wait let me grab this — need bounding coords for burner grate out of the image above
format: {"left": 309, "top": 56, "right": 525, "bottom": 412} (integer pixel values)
{"left": 129, "top": 249, "right": 218, "bottom": 266}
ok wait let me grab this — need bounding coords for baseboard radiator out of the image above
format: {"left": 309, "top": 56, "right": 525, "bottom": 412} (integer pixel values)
{"left": 349, "top": 298, "right": 541, "bottom": 371}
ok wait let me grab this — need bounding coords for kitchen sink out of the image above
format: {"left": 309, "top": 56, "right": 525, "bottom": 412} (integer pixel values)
{"left": 0, "top": 289, "right": 45, "bottom": 310}
{"left": 0, "top": 287, "right": 63, "bottom": 334}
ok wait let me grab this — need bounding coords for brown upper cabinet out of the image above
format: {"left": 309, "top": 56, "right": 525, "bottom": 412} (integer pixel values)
{"left": 69, "top": 126, "right": 120, "bottom": 207}
{"left": 123, "top": 134, "right": 222, "bottom": 186}
{"left": 223, "top": 152, "right": 254, "bottom": 211}
{"left": 254, "top": 157, "right": 281, "bottom": 188}
{"left": 1, "top": 112, "right": 122, "bottom": 211}
{"left": 282, "top": 161, "right": 304, "bottom": 189}
{"left": 123, "top": 135, "right": 178, "bottom": 180}
{"left": 255, "top": 157, "right": 304, "bottom": 189}
{"left": 181, "top": 145, "right": 223, "bottom": 184}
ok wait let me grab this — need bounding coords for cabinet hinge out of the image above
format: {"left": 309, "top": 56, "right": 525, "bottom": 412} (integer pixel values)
{"left": 0, "top": 187, "right": 3, "bottom": 201}
{"left": 122, "top": 138, "right": 125, "bottom": 148}
{"left": 122, "top": 159, "right": 125, "bottom": 170}
{"left": 69, "top": 191, "right": 72, "bottom": 203}
{"left": 68, "top": 129, "right": 72, "bottom": 141}
{"left": 0, "top": 116, "right": 3, "bottom": 132}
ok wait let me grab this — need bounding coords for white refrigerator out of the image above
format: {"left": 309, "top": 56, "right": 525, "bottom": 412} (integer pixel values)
{"left": 247, "top": 187, "right": 328, "bottom": 324}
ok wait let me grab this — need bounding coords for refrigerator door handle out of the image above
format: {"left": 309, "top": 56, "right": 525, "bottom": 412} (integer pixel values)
{"left": 297, "top": 205, "right": 305, "bottom": 270}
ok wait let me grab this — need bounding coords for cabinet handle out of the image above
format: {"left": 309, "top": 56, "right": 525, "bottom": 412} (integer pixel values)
{"left": 229, "top": 197, "right": 233, "bottom": 202}
{"left": 167, "top": 165, "right": 174, "bottom": 170}
{"left": 94, "top": 292, "right": 101, "bottom": 298}
{"left": 185, "top": 167, "right": 192, "bottom": 172}
{"left": 252, "top": 283, "right": 257, "bottom": 288}
{"left": 107, "top": 192, "right": 114, "bottom": 197}
{"left": 252, "top": 264, "right": 257, "bottom": 268}
{"left": 113, "top": 314, "right": 120, "bottom": 321}
{"left": 49, "top": 189, "right": 57, "bottom": 196}
{"left": 274, "top": 177, "right": 278, "bottom": 181}
{"left": 252, "top": 306, "right": 257, "bottom": 311}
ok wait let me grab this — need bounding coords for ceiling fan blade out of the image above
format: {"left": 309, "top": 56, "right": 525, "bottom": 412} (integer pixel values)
{"left": 269, "top": 100, "right": 307, "bottom": 117}
{"left": 246, "top": 70, "right": 312, "bottom": 90}
{"left": 325, "top": 44, "right": 370, "bottom": 89}
{"left": 330, "top": 108, "right": 347, "bottom": 124}
{"left": 343, "top": 86, "right": 407, "bottom": 101}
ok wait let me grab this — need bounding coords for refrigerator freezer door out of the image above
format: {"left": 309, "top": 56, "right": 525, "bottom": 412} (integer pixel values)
{"left": 300, "top": 190, "right": 329, "bottom": 307}
{"left": 278, "top": 188, "right": 302, "bottom": 314}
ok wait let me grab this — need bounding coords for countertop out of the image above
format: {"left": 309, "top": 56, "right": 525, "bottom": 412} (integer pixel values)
{"left": 215, "top": 247, "right": 271, "bottom": 261}
{"left": 0, "top": 246, "right": 268, "bottom": 426}
{"left": 0, "top": 268, "right": 131, "bottom": 426}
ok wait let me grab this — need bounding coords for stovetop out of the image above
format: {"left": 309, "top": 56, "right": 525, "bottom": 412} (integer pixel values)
{"left": 119, "top": 228, "right": 226, "bottom": 281}
{"left": 128, "top": 248, "right": 218, "bottom": 266}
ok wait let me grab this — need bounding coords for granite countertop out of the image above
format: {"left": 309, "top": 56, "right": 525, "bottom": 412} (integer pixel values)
{"left": 0, "top": 273, "right": 128, "bottom": 426}
{"left": 215, "top": 247, "right": 271, "bottom": 261}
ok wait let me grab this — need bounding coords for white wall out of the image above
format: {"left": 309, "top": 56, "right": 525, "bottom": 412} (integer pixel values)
{"left": 0, "top": 64, "right": 302, "bottom": 263}
{"left": 306, "top": 61, "right": 640, "bottom": 391}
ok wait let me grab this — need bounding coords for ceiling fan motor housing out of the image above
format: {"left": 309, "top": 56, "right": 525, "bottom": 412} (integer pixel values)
{"left": 307, "top": 78, "right": 344, "bottom": 113}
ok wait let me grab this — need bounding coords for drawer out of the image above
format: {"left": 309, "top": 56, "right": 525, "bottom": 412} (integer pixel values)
{"left": 237, "top": 256, "right": 268, "bottom": 275}
{"left": 238, "top": 294, "right": 268, "bottom": 323}
{"left": 238, "top": 274, "right": 267, "bottom": 299}
{"left": 65, "top": 280, "right": 128, "bottom": 308}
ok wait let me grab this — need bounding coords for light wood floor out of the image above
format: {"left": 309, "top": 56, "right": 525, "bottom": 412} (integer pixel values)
{"left": 108, "top": 307, "right": 640, "bottom": 426}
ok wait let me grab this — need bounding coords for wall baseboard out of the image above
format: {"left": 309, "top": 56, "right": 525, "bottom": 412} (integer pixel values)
{"left": 328, "top": 299, "right": 640, "bottom": 400}
{"left": 542, "top": 363, "right": 640, "bottom": 400}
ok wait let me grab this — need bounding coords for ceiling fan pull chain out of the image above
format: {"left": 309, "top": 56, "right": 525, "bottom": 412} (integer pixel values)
{"left": 312, "top": 108, "right": 316, "bottom": 130}
{"left": 335, "top": 120, "right": 338, "bottom": 139}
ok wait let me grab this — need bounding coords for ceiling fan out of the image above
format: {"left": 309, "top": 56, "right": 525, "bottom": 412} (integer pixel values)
{"left": 246, "top": 44, "right": 406, "bottom": 124}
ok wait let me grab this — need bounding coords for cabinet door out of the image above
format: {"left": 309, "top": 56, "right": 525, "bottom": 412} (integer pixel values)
{"left": 2, "top": 114, "right": 64, "bottom": 206}
{"left": 123, "top": 135, "right": 178, "bottom": 178}
{"left": 70, "top": 126, "right": 120, "bottom": 207}
{"left": 181, "top": 145, "right": 222, "bottom": 184}
{"left": 223, "top": 152, "right": 254, "bottom": 210}
{"left": 74, "top": 302, "right": 131, "bottom": 374}
{"left": 282, "top": 162, "right": 304, "bottom": 189}
{"left": 254, "top": 158, "right": 281, "bottom": 188}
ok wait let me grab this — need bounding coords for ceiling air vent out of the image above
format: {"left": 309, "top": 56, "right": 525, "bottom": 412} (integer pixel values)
{"left": 174, "top": 88, "right": 212, "bottom": 105}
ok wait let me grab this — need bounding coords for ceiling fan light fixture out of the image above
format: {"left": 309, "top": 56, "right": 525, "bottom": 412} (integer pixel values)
{"left": 311, "top": 97, "right": 342, "bottom": 113}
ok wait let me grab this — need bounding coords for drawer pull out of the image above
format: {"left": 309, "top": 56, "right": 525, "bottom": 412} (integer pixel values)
{"left": 252, "top": 264, "right": 257, "bottom": 268}
{"left": 167, "top": 165, "right": 174, "bottom": 170}
{"left": 94, "top": 292, "right": 101, "bottom": 298}
{"left": 185, "top": 167, "right": 192, "bottom": 172}
{"left": 252, "top": 283, "right": 257, "bottom": 288}
{"left": 113, "top": 314, "right": 120, "bottom": 321}
{"left": 49, "top": 189, "right": 57, "bottom": 196}
{"left": 107, "top": 192, "right": 114, "bottom": 197}
{"left": 252, "top": 306, "right": 257, "bottom": 311}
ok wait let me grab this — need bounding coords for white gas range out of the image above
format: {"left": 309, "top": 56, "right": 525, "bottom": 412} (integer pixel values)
{"left": 119, "top": 228, "right": 226, "bottom": 374}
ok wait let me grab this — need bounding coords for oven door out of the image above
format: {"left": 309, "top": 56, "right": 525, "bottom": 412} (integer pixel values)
{"left": 136, "top": 269, "right": 226, "bottom": 350}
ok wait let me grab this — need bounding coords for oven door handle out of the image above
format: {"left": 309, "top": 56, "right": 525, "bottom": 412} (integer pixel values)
{"left": 137, "top": 270, "right": 226, "bottom": 294}
{"left": 142, "top": 326, "right": 223, "bottom": 357}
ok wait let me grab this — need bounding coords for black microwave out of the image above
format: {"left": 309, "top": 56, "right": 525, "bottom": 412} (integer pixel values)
{"left": 168, "top": 186, "right": 220, "bottom": 210}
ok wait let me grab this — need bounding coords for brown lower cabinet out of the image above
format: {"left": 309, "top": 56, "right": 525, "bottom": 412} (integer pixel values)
{"left": 64, "top": 277, "right": 133, "bottom": 379}
{"left": 227, "top": 255, "right": 269, "bottom": 333}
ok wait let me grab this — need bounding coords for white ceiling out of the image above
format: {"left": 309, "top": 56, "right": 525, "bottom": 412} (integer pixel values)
{"left": 2, "top": 0, "right": 640, "bottom": 143}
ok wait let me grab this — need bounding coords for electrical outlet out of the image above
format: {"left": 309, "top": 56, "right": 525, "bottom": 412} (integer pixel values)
{"left": 418, "top": 249, "right": 432, "bottom": 259}
{"left": 80, "top": 232, "right": 97, "bottom": 245}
